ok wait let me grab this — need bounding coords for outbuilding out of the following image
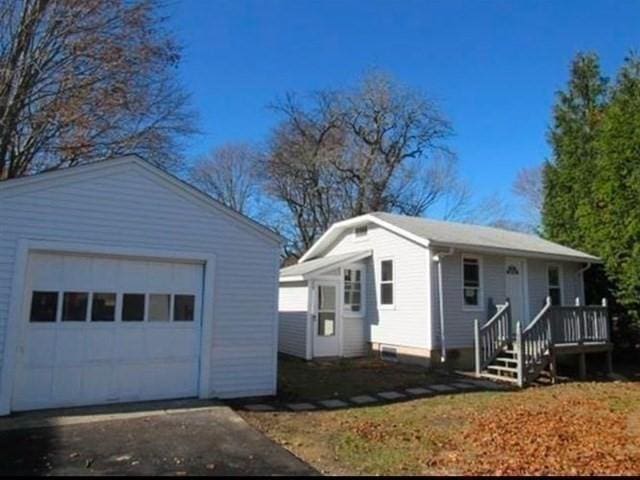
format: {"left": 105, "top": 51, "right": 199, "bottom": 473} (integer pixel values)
{"left": 0, "top": 156, "right": 280, "bottom": 414}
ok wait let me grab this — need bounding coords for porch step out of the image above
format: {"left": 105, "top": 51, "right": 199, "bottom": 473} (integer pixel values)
{"left": 494, "top": 356, "right": 518, "bottom": 365}
{"left": 487, "top": 365, "right": 518, "bottom": 374}
{"left": 479, "top": 372, "right": 518, "bottom": 384}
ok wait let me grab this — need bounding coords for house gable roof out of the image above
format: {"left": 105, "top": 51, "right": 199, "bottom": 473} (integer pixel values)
{"left": 300, "top": 211, "right": 599, "bottom": 263}
{"left": 0, "top": 156, "right": 281, "bottom": 245}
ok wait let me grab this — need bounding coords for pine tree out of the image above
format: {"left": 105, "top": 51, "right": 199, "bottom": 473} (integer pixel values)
{"left": 542, "top": 53, "right": 608, "bottom": 248}
{"left": 587, "top": 55, "right": 640, "bottom": 326}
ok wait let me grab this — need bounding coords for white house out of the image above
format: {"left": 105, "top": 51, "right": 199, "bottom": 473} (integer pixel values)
{"left": 0, "top": 156, "right": 281, "bottom": 415}
{"left": 278, "top": 212, "right": 600, "bottom": 369}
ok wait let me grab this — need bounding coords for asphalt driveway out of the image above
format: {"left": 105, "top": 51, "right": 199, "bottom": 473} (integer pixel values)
{"left": 0, "top": 401, "right": 317, "bottom": 476}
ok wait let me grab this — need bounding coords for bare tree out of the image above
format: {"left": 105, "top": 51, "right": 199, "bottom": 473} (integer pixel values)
{"left": 189, "top": 143, "right": 263, "bottom": 217}
{"left": 512, "top": 165, "right": 543, "bottom": 231}
{"left": 266, "top": 71, "right": 463, "bottom": 257}
{"left": 0, "top": 0, "right": 195, "bottom": 180}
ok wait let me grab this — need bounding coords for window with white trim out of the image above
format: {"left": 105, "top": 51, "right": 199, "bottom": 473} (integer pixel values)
{"left": 462, "top": 256, "right": 481, "bottom": 308}
{"left": 380, "top": 259, "right": 394, "bottom": 305}
{"left": 548, "top": 265, "right": 562, "bottom": 306}
{"left": 343, "top": 268, "right": 363, "bottom": 312}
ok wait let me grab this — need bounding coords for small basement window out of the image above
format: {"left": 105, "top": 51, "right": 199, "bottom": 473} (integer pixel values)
{"left": 30, "top": 291, "right": 58, "bottom": 322}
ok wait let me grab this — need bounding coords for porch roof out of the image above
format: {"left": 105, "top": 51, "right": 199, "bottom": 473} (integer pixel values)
{"left": 280, "top": 250, "right": 372, "bottom": 282}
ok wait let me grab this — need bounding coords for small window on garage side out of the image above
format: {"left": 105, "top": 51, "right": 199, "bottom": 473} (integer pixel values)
{"left": 174, "top": 295, "right": 195, "bottom": 321}
{"left": 149, "top": 294, "right": 171, "bottom": 321}
{"left": 91, "top": 293, "right": 116, "bottom": 321}
{"left": 30, "top": 291, "right": 59, "bottom": 322}
{"left": 62, "top": 292, "right": 88, "bottom": 321}
{"left": 122, "top": 294, "right": 145, "bottom": 322}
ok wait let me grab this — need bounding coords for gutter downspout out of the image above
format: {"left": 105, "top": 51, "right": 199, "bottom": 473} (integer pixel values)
{"left": 577, "top": 262, "right": 592, "bottom": 303}
{"left": 432, "top": 247, "right": 455, "bottom": 363}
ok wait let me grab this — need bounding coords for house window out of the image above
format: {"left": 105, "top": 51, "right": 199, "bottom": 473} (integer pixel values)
{"left": 343, "top": 268, "right": 362, "bottom": 312}
{"left": 62, "top": 292, "right": 88, "bottom": 322}
{"left": 30, "top": 291, "right": 59, "bottom": 322}
{"left": 380, "top": 259, "right": 394, "bottom": 305}
{"left": 91, "top": 293, "right": 116, "bottom": 321}
{"left": 463, "top": 257, "right": 481, "bottom": 308}
{"left": 548, "top": 265, "right": 562, "bottom": 306}
{"left": 354, "top": 225, "right": 368, "bottom": 238}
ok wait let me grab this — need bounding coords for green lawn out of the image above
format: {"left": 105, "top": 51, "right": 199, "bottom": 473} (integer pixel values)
{"left": 242, "top": 360, "right": 640, "bottom": 475}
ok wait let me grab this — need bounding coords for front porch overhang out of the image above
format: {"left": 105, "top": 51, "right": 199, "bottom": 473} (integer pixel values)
{"left": 280, "top": 250, "right": 372, "bottom": 283}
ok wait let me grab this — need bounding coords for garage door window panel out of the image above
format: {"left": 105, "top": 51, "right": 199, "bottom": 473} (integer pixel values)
{"left": 174, "top": 295, "right": 195, "bottom": 321}
{"left": 91, "top": 293, "right": 116, "bottom": 321}
{"left": 149, "top": 294, "right": 171, "bottom": 321}
{"left": 122, "top": 294, "right": 145, "bottom": 322}
{"left": 30, "top": 291, "right": 59, "bottom": 322}
{"left": 62, "top": 292, "right": 88, "bottom": 322}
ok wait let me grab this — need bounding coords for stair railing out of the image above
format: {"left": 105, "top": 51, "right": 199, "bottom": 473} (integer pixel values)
{"left": 516, "top": 297, "right": 553, "bottom": 387}
{"left": 474, "top": 300, "right": 511, "bottom": 377}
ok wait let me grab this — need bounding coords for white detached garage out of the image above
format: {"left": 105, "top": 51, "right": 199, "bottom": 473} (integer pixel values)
{"left": 0, "top": 157, "right": 281, "bottom": 414}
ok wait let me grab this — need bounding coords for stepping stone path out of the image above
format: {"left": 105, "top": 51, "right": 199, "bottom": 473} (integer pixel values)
{"left": 287, "top": 402, "right": 317, "bottom": 411}
{"left": 377, "top": 391, "right": 405, "bottom": 400}
{"left": 429, "top": 384, "right": 456, "bottom": 393}
{"left": 350, "top": 395, "right": 378, "bottom": 405}
{"left": 405, "top": 387, "right": 432, "bottom": 395}
{"left": 318, "top": 399, "right": 349, "bottom": 409}
{"left": 244, "top": 404, "right": 275, "bottom": 412}
{"left": 451, "top": 382, "right": 475, "bottom": 390}
{"left": 239, "top": 377, "right": 505, "bottom": 412}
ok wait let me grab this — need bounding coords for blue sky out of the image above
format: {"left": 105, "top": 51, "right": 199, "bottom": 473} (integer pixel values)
{"left": 166, "top": 0, "right": 640, "bottom": 214}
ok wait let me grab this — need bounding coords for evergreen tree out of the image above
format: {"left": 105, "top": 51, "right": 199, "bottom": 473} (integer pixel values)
{"left": 542, "top": 53, "right": 608, "bottom": 248}
{"left": 587, "top": 55, "right": 640, "bottom": 327}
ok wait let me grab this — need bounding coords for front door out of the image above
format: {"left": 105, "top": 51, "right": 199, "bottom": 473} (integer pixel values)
{"left": 312, "top": 282, "right": 339, "bottom": 357}
{"left": 505, "top": 257, "right": 527, "bottom": 329}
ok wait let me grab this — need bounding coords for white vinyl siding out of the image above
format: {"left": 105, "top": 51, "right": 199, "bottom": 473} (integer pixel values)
{"left": 323, "top": 223, "right": 430, "bottom": 350}
{"left": 0, "top": 161, "right": 279, "bottom": 402}
{"left": 278, "top": 282, "right": 309, "bottom": 359}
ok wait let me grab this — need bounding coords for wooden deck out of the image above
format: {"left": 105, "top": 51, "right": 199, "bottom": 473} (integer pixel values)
{"left": 474, "top": 298, "right": 612, "bottom": 386}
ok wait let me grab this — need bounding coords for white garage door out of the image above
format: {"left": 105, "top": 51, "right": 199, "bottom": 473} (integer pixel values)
{"left": 12, "top": 252, "right": 204, "bottom": 411}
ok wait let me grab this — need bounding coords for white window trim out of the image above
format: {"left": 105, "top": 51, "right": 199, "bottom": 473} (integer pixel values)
{"left": 342, "top": 264, "right": 365, "bottom": 317}
{"left": 378, "top": 257, "right": 395, "bottom": 310}
{"left": 462, "top": 254, "right": 484, "bottom": 312}
{"left": 546, "top": 263, "right": 564, "bottom": 305}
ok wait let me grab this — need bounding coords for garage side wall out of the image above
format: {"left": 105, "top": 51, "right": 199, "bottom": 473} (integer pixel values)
{"left": 0, "top": 162, "right": 279, "bottom": 407}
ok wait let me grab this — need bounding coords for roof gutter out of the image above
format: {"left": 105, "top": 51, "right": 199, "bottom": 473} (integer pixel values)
{"left": 432, "top": 247, "right": 455, "bottom": 363}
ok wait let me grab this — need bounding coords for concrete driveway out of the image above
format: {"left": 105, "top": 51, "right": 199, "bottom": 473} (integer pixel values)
{"left": 0, "top": 400, "right": 317, "bottom": 476}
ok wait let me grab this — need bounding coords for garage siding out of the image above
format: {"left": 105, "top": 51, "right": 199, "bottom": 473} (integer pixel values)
{"left": 0, "top": 161, "right": 279, "bottom": 401}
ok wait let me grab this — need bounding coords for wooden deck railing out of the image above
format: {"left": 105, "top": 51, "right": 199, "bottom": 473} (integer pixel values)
{"left": 517, "top": 298, "right": 553, "bottom": 387}
{"left": 550, "top": 299, "right": 609, "bottom": 345}
{"left": 474, "top": 301, "right": 511, "bottom": 376}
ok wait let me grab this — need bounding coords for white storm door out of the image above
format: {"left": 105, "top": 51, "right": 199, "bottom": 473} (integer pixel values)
{"left": 312, "top": 282, "right": 339, "bottom": 357}
{"left": 505, "top": 257, "right": 527, "bottom": 328}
